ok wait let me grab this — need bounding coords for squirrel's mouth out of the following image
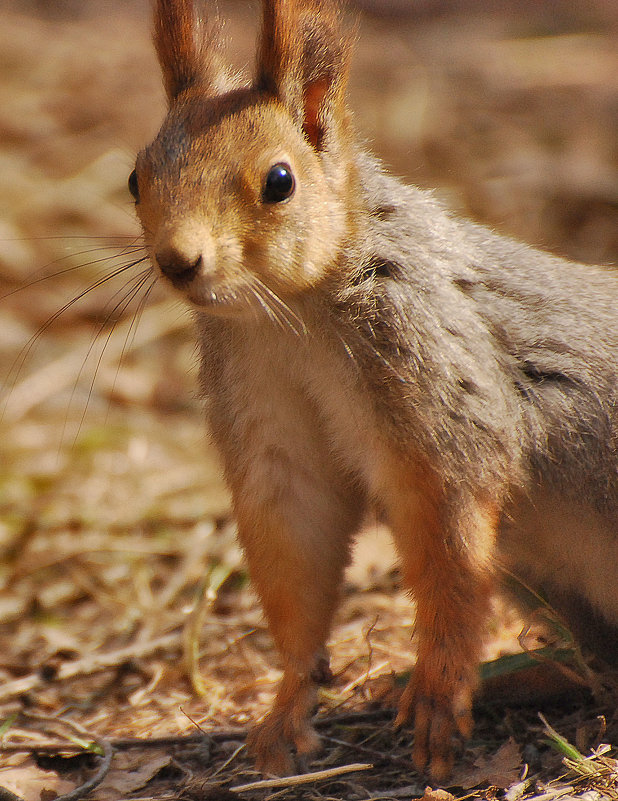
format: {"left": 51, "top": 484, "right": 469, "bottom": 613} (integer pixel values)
{"left": 177, "top": 278, "right": 252, "bottom": 317}
{"left": 153, "top": 254, "right": 240, "bottom": 311}
{"left": 184, "top": 284, "right": 241, "bottom": 310}
{"left": 159, "top": 263, "right": 297, "bottom": 322}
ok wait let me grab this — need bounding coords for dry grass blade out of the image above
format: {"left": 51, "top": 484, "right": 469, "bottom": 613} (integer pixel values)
{"left": 539, "top": 714, "right": 618, "bottom": 799}
{"left": 230, "top": 762, "right": 373, "bottom": 793}
{"left": 183, "top": 563, "right": 236, "bottom": 700}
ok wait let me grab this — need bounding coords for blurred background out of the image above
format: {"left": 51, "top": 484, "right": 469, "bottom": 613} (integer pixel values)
{"left": 0, "top": 0, "right": 616, "bottom": 789}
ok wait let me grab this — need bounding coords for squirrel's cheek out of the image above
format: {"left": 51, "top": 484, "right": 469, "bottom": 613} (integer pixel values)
{"left": 306, "top": 198, "right": 348, "bottom": 274}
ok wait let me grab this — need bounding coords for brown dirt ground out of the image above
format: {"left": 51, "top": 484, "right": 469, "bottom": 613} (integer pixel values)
{"left": 0, "top": 1, "right": 617, "bottom": 799}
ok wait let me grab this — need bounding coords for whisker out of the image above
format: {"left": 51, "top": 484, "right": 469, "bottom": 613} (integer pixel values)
{"left": 116, "top": 276, "right": 158, "bottom": 366}
{"left": 334, "top": 330, "right": 360, "bottom": 372}
{"left": 259, "top": 285, "right": 307, "bottom": 336}
{"left": 1, "top": 256, "right": 149, "bottom": 413}
{"left": 0, "top": 234, "right": 141, "bottom": 242}
{"left": 364, "top": 339, "right": 409, "bottom": 384}
{"left": 1, "top": 244, "right": 145, "bottom": 301}
{"left": 247, "top": 278, "right": 288, "bottom": 331}
{"left": 331, "top": 313, "right": 408, "bottom": 384}
{"left": 2, "top": 297, "right": 184, "bottom": 426}
{"left": 103, "top": 277, "right": 159, "bottom": 425}
{"left": 69, "top": 269, "right": 155, "bottom": 442}
{"left": 250, "top": 275, "right": 307, "bottom": 336}
{"left": 69, "top": 266, "right": 154, "bottom": 402}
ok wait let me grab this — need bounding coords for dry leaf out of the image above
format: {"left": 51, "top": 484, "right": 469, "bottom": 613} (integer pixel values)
{"left": 0, "top": 758, "right": 76, "bottom": 801}
{"left": 95, "top": 750, "right": 171, "bottom": 800}
{"left": 421, "top": 787, "right": 456, "bottom": 801}
{"left": 453, "top": 738, "right": 522, "bottom": 789}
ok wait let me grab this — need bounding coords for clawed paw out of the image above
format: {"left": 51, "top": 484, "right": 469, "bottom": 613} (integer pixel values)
{"left": 395, "top": 669, "right": 475, "bottom": 784}
{"left": 247, "top": 710, "right": 320, "bottom": 776}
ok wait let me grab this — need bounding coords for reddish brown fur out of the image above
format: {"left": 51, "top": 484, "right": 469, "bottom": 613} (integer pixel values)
{"left": 154, "top": 0, "right": 235, "bottom": 101}
{"left": 256, "top": 0, "right": 352, "bottom": 146}
{"left": 382, "top": 456, "right": 495, "bottom": 781}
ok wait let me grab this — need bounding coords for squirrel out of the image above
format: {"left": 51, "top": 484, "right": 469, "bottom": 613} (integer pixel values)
{"left": 128, "top": 0, "right": 618, "bottom": 783}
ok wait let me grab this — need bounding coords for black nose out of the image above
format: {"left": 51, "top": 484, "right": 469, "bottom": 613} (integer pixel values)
{"left": 155, "top": 247, "right": 202, "bottom": 287}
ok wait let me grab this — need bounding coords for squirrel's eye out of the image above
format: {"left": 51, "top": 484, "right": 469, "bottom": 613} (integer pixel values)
{"left": 128, "top": 169, "right": 140, "bottom": 202}
{"left": 262, "top": 163, "right": 295, "bottom": 203}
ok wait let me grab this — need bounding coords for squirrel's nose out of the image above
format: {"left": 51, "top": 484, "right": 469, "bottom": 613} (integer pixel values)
{"left": 155, "top": 246, "right": 203, "bottom": 287}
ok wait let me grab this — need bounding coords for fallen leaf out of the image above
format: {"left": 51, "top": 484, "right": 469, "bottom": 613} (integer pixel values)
{"left": 95, "top": 750, "right": 171, "bottom": 800}
{"left": 0, "top": 758, "right": 76, "bottom": 801}
{"left": 452, "top": 738, "right": 522, "bottom": 789}
{"left": 421, "top": 787, "right": 456, "bottom": 801}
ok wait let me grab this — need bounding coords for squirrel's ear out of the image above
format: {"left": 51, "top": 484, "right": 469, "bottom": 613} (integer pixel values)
{"left": 154, "top": 0, "right": 223, "bottom": 102}
{"left": 255, "top": 0, "right": 352, "bottom": 150}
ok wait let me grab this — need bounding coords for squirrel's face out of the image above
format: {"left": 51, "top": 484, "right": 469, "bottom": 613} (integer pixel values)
{"left": 131, "top": 90, "right": 350, "bottom": 315}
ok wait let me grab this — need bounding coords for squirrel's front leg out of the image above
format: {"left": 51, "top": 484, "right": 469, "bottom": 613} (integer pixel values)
{"left": 230, "top": 467, "right": 363, "bottom": 775}
{"left": 384, "top": 460, "right": 496, "bottom": 784}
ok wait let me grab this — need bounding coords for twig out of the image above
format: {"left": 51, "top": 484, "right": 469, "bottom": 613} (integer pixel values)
{"left": 315, "top": 709, "right": 393, "bottom": 728}
{"left": 54, "top": 739, "right": 114, "bottom": 801}
{"left": 211, "top": 743, "right": 246, "bottom": 777}
{"left": 522, "top": 787, "right": 575, "bottom": 801}
{"left": 0, "top": 712, "right": 395, "bottom": 756}
{"left": 0, "top": 709, "right": 394, "bottom": 757}
{"left": 0, "top": 723, "right": 114, "bottom": 801}
{"left": 230, "top": 762, "right": 372, "bottom": 792}
{"left": 322, "top": 734, "right": 412, "bottom": 768}
{"left": 341, "top": 660, "right": 390, "bottom": 695}
{"left": 116, "top": 729, "right": 244, "bottom": 745}
{"left": 364, "top": 788, "right": 426, "bottom": 800}
{"left": 0, "top": 633, "right": 181, "bottom": 703}
{"left": 0, "top": 730, "right": 242, "bottom": 755}
{"left": 340, "top": 616, "right": 380, "bottom": 694}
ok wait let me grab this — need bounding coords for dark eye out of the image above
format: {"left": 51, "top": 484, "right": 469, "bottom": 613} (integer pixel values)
{"left": 128, "top": 168, "right": 140, "bottom": 202}
{"left": 262, "top": 163, "right": 295, "bottom": 203}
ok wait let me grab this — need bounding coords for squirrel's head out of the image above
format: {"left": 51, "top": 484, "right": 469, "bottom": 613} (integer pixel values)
{"left": 131, "top": 0, "right": 357, "bottom": 316}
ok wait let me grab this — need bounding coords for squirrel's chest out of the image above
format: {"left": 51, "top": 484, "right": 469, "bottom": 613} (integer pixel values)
{"left": 205, "top": 327, "right": 384, "bottom": 486}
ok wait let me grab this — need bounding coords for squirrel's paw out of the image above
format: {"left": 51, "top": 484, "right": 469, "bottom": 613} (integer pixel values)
{"left": 247, "top": 708, "right": 320, "bottom": 776}
{"left": 395, "top": 667, "right": 475, "bottom": 784}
